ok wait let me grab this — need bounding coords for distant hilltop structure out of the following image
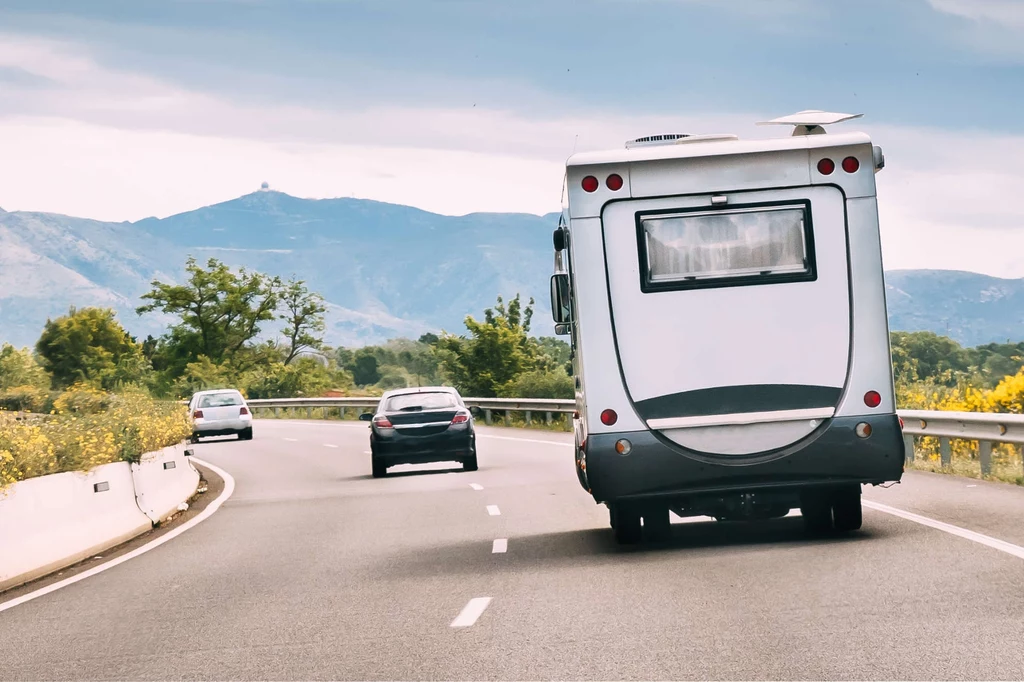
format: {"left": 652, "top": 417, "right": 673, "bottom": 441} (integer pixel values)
{"left": 260, "top": 181, "right": 270, "bottom": 191}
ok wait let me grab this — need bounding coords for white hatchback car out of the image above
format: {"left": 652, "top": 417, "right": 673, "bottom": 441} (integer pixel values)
{"left": 188, "top": 389, "right": 253, "bottom": 442}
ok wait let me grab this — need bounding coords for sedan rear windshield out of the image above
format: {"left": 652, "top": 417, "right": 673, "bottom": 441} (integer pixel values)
{"left": 199, "top": 393, "right": 244, "bottom": 408}
{"left": 385, "top": 392, "right": 458, "bottom": 412}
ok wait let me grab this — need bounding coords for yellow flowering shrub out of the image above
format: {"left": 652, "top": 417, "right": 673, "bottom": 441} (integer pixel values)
{"left": 0, "top": 390, "right": 191, "bottom": 489}
{"left": 899, "top": 369, "right": 1024, "bottom": 481}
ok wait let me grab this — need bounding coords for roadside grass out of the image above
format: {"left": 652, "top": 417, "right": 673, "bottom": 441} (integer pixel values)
{"left": 907, "top": 452, "right": 1024, "bottom": 486}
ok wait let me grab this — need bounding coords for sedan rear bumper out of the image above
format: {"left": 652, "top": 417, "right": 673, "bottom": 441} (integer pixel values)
{"left": 194, "top": 417, "right": 251, "bottom": 435}
{"left": 372, "top": 432, "right": 475, "bottom": 466}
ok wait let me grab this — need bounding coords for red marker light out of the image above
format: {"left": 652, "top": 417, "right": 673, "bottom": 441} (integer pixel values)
{"left": 864, "top": 391, "right": 881, "bottom": 408}
{"left": 600, "top": 409, "right": 618, "bottom": 426}
{"left": 606, "top": 173, "right": 623, "bottom": 191}
{"left": 581, "top": 176, "right": 599, "bottom": 192}
{"left": 899, "top": 416, "right": 905, "bottom": 430}
{"left": 817, "top": 158, "right": 835, "bottom": 175}
{"left": 842, "top": 156, "right": 860, "bottom": 173}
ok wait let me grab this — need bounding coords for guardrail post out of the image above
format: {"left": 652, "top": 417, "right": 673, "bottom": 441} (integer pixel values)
{"left": 485, "top": 409, "right": 492, "bottom": 425}
{"left": 903, "top": 434, "right": 915, "bottom": 464}
{"left": 939, "top": 437, "right": 951, "bottom": 468}
{"left": 525, "top": 410, "right": 532, "bottom": 426}
{"left": 307, "top": 407, "right": 312, "bottom": 419}
{"left": 979, "top": 440, "right": 993, "bottom": 477}
{"left": 274, "top": 407, "right": 280, "bottom": 418}
{"left": 504, "top": 410, "right": 511, "bottom": 426}
{"left": 340, "top": 407, "right": 346, "bottom": 420}
{"left": 545, "top": 411, "right": 552, "bottom": 425}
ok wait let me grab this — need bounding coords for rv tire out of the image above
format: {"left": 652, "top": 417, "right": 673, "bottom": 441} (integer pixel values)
{"left": 832, "top": 485, "right": 862, "bottom": 532}
{"left": 610, "top": 504, "right": 642, "bottom": 545}
{"left": 800, "top": 490, "right": 834, "bottom": 534}
{"left": 643, "top": 506, "right": 672, "bottom": 542}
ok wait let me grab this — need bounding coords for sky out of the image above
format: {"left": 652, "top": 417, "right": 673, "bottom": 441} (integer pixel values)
{"left": 1, "top": 0, "right": 1023, "bottom": 276}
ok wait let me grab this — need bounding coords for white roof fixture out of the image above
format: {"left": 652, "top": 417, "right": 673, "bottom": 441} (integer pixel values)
{"left": 756, "top": 110, "right": 864, "bottom": 136}
{"left": 625, "top": 133, "right": 738, "bottom": 149}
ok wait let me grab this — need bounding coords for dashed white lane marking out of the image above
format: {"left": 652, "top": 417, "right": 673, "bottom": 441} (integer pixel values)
{"left": 469, "top": 483, "right": 484, "bottom": 491}
{"left": 451, "top": 597, "right": 492, "bottom": 627}
{"left": 863, "top": 500, "right": 1024, "bottom": 561}
{"left": 487, "top": 505, "right": 501, "bottom": 516}
{"left": 492, "top": 539, "right": 508, "bottom": 553}
{"left": 323, "top": 444, "right": 338, "bottom": 448}
{"left": 283, "top": 438, "right": 298, "bottom": 442}
{"left": 0, "top": 457, "right": 236, "bottom": 614}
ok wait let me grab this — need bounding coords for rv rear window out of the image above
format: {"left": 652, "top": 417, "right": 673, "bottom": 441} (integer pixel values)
{"left": 637, "top": 202, "right": 814, "bottom": 291}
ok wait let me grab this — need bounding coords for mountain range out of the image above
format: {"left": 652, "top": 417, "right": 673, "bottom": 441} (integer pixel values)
{"left": 1, "top": 189, "right": 1021, "bottom": 350}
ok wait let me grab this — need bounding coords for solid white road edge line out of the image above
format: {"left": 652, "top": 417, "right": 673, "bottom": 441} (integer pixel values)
{"left": 492, "top": 539, "right": 508, "bottom": 553}
{"left": 0, "top": 456, "right": 236, "bottom": 614}
{"left": 863, "top": 500, "right": 1024, "bottom": 560}
{"left": 487, "top": 505, "right": 501, "bottom": 516}
{"left": 451, "top": 597, "right": 492, "bottom": 627}
{"left": 469, "top": 483, "right": 484, "bottom": 491}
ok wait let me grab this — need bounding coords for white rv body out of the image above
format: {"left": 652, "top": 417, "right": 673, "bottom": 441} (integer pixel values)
{"left": 551, "top": 112, "right": 904, "bottom": 544}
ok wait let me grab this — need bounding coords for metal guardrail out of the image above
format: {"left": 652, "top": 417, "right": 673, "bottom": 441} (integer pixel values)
{"left": 245, "top": 397, "right": 575, "bottom": 426}
{"left": 245, "top": 397, "right": 1024, "bottom": 475}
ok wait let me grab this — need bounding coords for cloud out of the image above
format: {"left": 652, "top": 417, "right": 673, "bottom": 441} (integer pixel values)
{"left": 928, "top": 0, "right": 1024, "bottom": 29}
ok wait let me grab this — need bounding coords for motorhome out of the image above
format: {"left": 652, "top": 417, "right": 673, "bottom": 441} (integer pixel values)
{"left": 550, "top": 110, "right": 904, "bottom": 545}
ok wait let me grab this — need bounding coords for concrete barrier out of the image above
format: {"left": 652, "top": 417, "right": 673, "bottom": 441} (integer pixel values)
{"left": 0, "top": 462, "right": 152, "bottom": 593}
{"left": 131, "top": 443, "right": 200, "bottom": 524}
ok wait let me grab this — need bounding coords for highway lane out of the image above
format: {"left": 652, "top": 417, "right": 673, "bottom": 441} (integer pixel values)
{"left": 2, "top": 419, "right": 1024, "bottom": 680}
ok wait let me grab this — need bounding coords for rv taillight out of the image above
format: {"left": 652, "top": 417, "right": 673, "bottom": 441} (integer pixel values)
{"left": 239, "top": 406, "right": 250, "bottom": 416}
{"left": 842, "top": 156, "right": 860, "bottom": 173}
{"left": 581, "top": 176, "right": 599, "bottom": 193}
{"left": 606, "top": 174, "right": 623, "bottom": 191}
{"left": 864, "top": 391, "right": 881, "bottom": 408}
{"left": 817, "top": 158, "right": 835, "bottom": 175}
{"left": 192, "top": 410, "right": 203, "bottom": 419}
{"left": 600, "top": 409, "right": 617, "bottom": 426}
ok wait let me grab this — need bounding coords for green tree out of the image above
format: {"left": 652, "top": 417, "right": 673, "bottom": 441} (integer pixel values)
{"left": 279, "top": 278, "right": 327, "bottom": 365}
{"left": 350, "top": 350, "right": 381, "bottom": 386}
{"left": 0, "top": 344, "right": 51, "bottom": 391}
{"left": 498, "top": 367, "right": 574, "bottom": 399}
{"left": 435, "top": 294, "right": 539, "bottom": 397}
{"left": 137, "top": 257, "right": 281, "bottom": 366}
{"left": 35, "top": 307, "right": 149, "bottom": 390}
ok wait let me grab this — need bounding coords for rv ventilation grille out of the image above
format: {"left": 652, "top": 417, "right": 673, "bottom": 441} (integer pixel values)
{"left": 625, "top": 133, "right": 739, "bottom": 149}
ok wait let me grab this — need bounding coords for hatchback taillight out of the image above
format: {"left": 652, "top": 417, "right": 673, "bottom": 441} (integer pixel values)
{"left": 239, "top": 406, "right": 250, "bottom": 416}
{"left": 192, "top": 409, "right": 204, "bottom": 419}
{"left": 451, "top": 412, "right": 470, "bottom": 424}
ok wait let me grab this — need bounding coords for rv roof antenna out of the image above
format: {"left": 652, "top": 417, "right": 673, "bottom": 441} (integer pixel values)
{"left": 756, "top": 110, "right": 864, "bottom": 136}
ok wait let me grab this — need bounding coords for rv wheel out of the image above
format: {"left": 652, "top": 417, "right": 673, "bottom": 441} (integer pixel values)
{"left": 832, "top": 486, "right": 862, "bottom": 532}
{"left": 610, "top": 504, "right": 642, "bottom": 545}
{"left": 643, "top": 506, "right": 671, "bottom": 542}
{"left": 799, "top": 490, "right": 833, "bottom": 534}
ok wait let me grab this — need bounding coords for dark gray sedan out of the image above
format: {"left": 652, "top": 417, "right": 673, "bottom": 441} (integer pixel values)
{"left": 360, "top": 386, "right": 478, "bottom": 478}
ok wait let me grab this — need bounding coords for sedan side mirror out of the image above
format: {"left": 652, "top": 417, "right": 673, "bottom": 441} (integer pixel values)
{"left": 469, "top": 406, "right": 483, "bottom": 418}
{"left": 359, "top": 413, "right": 374, "bottom": 422}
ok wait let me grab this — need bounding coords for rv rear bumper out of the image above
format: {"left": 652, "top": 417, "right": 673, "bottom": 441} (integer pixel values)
{"left": 583, "top": 414, "right": 904, "bottom": 504}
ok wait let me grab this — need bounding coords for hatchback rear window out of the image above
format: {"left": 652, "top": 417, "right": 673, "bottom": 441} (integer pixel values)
{"left": 199, "top": 393, "right": 244, "bottom": 408}
{"left": 386, "top": 392, "right": 457, "bottom": 412}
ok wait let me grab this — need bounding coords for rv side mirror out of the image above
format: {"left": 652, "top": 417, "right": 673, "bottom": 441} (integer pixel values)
{"left": 553, "top": 227, "right": 566, "bottom": 252}
{"left": 554, "top": 323, "right": 570, "bottom": 336}
{"left": 359, "top": 413, "right": 374, "bottom": 422}
{"left": 550, "top": 273, "right": 571, "bottom": 324}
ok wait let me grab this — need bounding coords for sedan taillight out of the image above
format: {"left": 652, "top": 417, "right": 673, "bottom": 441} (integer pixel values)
{"left": 373, "top": 416, "right": 394, "bottom": 429}
{"left": 192, "top": 409, "right": 204, "bottom": 419}
{"left": 451, "top": 412, "right": 470, "bottom": 425}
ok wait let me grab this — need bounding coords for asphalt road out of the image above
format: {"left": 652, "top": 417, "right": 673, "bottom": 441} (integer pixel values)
{"left": 3, "top": 420, "right": 1024, "bottom": 680}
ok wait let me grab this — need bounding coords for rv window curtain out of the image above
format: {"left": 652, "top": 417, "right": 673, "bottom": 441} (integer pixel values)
{"left": 642, "top": 206, "right": 808, "bottom": 283}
